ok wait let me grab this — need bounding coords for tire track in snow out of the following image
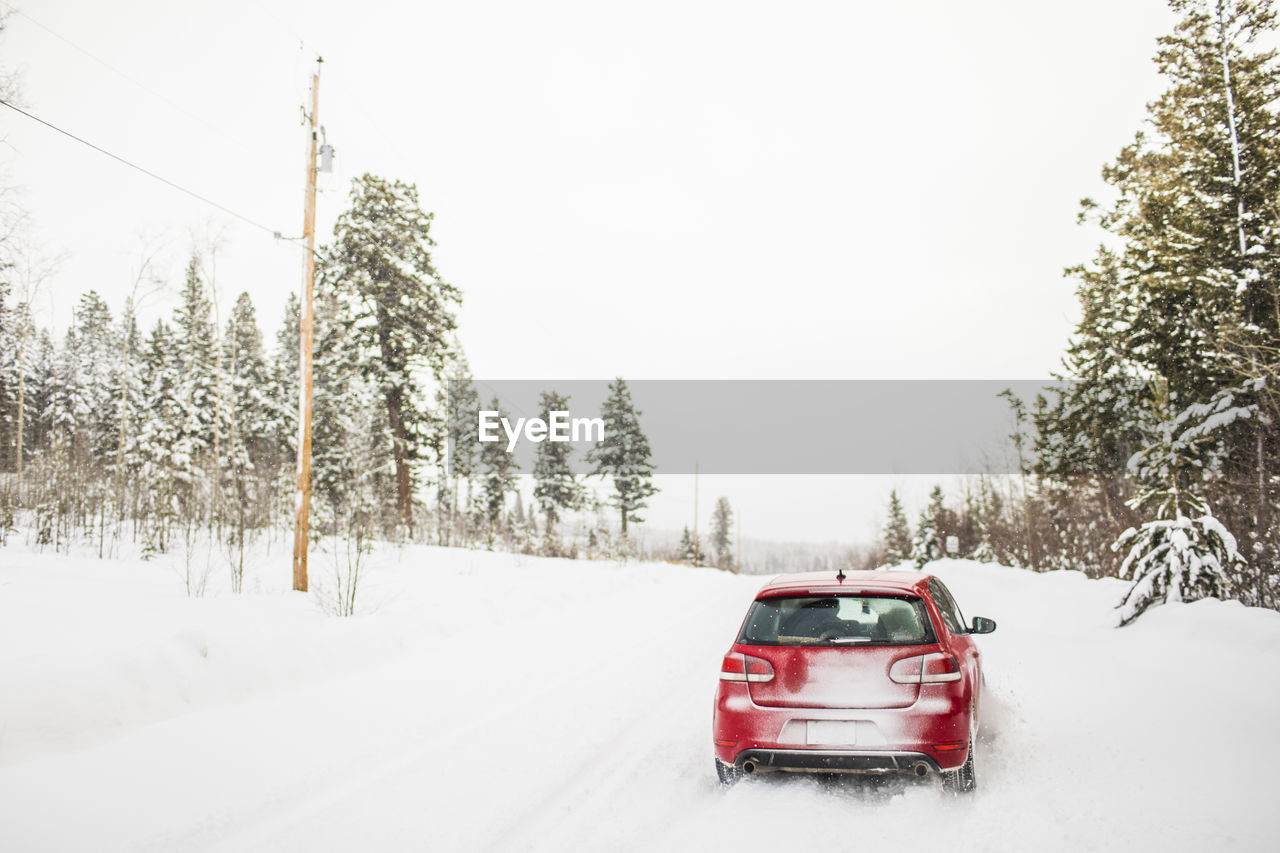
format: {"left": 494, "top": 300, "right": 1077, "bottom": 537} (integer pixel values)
{"left": 470, "top": 648, "right": 712, "bottom": 852}
{"left": 188, "top": 585, "right": 742, "bottom": 853}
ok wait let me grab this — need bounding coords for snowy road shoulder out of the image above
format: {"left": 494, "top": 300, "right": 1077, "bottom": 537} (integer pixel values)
{"left": 2, "top": 548, "right": 1279, "bottom": 852}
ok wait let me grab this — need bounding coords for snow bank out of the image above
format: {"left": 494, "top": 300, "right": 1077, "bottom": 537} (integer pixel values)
{"left": 0, "top": 545, "right": 413, "bottom": 767}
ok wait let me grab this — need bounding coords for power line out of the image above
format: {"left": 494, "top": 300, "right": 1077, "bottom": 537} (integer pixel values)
{"left": 0, "top": 98, "right": 298, "bottom": 244}
{"left": 14, "top": 9, "right": 277, "bottom": 167}
{"left": 17, "top": 12, "right": 232, "bottom": 150}
{"left": 244, "top": 0, "right": 319, "bottom": 58}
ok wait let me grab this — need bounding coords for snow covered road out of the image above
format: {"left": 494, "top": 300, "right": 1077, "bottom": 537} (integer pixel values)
{"left": 2, "top": 547, "right": 1278, "bottom": 852}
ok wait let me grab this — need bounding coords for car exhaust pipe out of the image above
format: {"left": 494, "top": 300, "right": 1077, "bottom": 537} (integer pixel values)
{"left": 742, "top": 761, "right": 757, "bottom": 774}
{"left": 911, "top": 762, "right": 930, "bottom": 777}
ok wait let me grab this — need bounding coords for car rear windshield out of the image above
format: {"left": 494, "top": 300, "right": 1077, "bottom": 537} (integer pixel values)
{"left": 737, "top": 595, "right": 937, "bottom": 646}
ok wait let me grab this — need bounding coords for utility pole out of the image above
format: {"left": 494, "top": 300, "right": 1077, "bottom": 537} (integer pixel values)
{"left": 292, "top": 58, "right": 322, "bottom": 593}
{"left": 15, "top": 317, "right": 24, "bottom": 495}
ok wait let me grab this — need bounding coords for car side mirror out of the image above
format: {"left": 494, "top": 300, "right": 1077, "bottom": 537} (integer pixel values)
{"left": 970, "top": 616, "right": 996, "bottom": 634}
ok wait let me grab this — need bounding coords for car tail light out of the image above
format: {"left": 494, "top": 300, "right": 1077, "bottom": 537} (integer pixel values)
{"left": 888, "top": 655, "right": 923, "bottom": 684}
{"left": 921, "top": 652, "right": 961, "bottom": 683}
{"left": 720, "top": 652, "right": 775, "bottom": 683}
{"left": 888, "top": 652, "right": 961, "bottom": 684}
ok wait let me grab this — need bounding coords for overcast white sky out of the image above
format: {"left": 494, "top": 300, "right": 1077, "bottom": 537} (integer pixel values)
{"left": 1, "top": 0, "right": 1178, "bottom": 545}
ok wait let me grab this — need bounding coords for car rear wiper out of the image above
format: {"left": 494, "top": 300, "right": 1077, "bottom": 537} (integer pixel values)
{"left": 825, "top": 637, "right": 872, "bottom": 645}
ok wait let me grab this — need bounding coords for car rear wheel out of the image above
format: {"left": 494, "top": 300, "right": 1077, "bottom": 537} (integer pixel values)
{"left": 715, "top": 758, "right": 743, "bottom": 786}
{"left": 941, "top": 737, "right": 976, "bottom": 794}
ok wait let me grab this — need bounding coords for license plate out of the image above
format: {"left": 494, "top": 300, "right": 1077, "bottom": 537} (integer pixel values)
{"left": 806, "top": 720, "right": 858, "bottom": 746}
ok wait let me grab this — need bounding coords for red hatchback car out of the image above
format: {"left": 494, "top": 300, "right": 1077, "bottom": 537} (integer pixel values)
{"left": 713, "top": 570, "right": 995, "bottom": 793}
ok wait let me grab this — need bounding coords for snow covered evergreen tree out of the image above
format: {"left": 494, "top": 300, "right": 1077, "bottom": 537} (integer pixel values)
{"left": 436, "top": 352, "right": 479, "bottom": 545}
{"left": 318, "top": 174, "right": 461, "bottom": 535}
{"left": 0, "top": 279, "right": 17, "bottom": 473}
{"left": 0, "top": 144, "right": 26, "bottom": 477}
{"left": 170, "top": 255, "right": 223, "bottom": 528}
{"left": 478, "top": 396, "right": 518, "bottom": 534}
{"left": 221, "top": 292, "right": 271, "bottom": 577}
{"left": 586, "top": 378, "right": 657, "bottom": 536}
{"left": 45, "top": 293, "right": 113, "bottom": 483}
{"left": 223, "top": 293, "right": 270, "bottom": 471}
{"left": 267, "top": 292, "right": 300, "bottom": 517}
{"left": 533, "top": 390, "right": 584, "bottom": 531}
{"left": 308, "top": 299, "right": 385, "bottom": 598}
{"left": 912, "top": 485, "right": 947, "bottom": 567}
{"left": 675, "top": 525, "right": 698, "bottom": 564}
{"left": 24, "top": 328, "right": 54, "bottom": 469}
{"left": 77, "top": 293, "right": 119, "bottom": 457}
{"left": 1033, "top": 0, "right": 1280, "bottom": 603}
{"left": 1033, "top": 251, "right": 1145, "bottom": 576}
{"left": 134, "top": 320, "right": 183, "bottom": 554}
{"left": 1114, "top": 379, "right": 1245, "bottom": 624}
{"left": 111, "top": 297, "right": 145, "bottom": 514}
{"left": 882, "top": 490, "right": 913, "bottom": 564}
{"left": 311, "top": 281, "right": 389, "bottom": 533}
{"left": 511, "top": 489, "right": 525, "bottom": 526}
{"left": 710, "top": 496, "right": 734, "bottom": 570}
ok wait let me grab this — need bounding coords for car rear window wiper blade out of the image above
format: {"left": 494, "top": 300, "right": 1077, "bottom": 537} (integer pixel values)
{"left": 825, "top": 637, "right": 872, "bottom": 645}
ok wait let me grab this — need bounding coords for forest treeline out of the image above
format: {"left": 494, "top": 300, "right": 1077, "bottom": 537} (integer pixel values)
{"left": 873, "top": 0, "right": 1280, "bottom": 620}
{"left": 0, "top": 175, "right": 661, "bottom": 580}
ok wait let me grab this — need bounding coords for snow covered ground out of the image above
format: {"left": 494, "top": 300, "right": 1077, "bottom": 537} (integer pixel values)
{"left": 2, "top": 544, "right": 1278, "bottom": 852}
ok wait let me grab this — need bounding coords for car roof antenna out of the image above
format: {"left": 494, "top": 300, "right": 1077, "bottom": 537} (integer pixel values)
{"left": 836, "top": 568, "right": 846, "bottom": 582}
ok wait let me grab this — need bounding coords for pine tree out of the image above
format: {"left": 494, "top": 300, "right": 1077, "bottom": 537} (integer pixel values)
{"left": 268, "top": 292, "right": 300, "bottom": 516}
{"left": 883, "top": 489, "right": 913, "bottom": 564}
{"left": 173, "top": 256, "right": 219, "bottom": 435}
{"left": 440, "top": 354, "right": 479, "bottom": 483}
{"left": 112, "top": 297, "right": 145, "bottom": 516}
{"left": 710, "top": 496, "right": 734, "bottom": 570}
{"left": 76, "top": 292, "right": 119, "bottom": 457}
{"left": 512, "top": 489, "right": 525, "bottom": 525}
{"left": 170, "top": 256, "right": 222, "bottom": 526}
{"left": 478, "top": 396, "right": 518, "bottom": 532}
{"left": 39, "top": 295, "right": 82, "bottom": 488}
{"left": 221, "top": 292, "right": 271, "bottom": 574}
{"left": 318, "top": 174, "right": 461, "bottom": 534}
{"left": 134, "top": 320, "right": 183, "bottom": 553}
{"left": 676, "top": 525, "right": 698, "bottom": 564}
{"left": 223, "top": 293, "right": 270, "bottom": 451}
{"left": 1075, "top": 1, "right": 1280, "bottom": 406}
{"left": 436, "top": 352, "right": 479, "bottom": 544}
{"left": 67, "top": 292, "right": 120, "bottom": 552}
{"left": 912, "top": 485, "right": 947, "bottom": 567}
{"left": 311, "top": 282, "right": 390, "bottom": 532}
{"left": 0, "top": 279, "right": 17, "bottom": 473}
{"left": 1037, "top": 0, "right": 1280, "bottom": 605}
{"left": 53, "top": 297, "right": 106, "bottom": 448}
{"left": 25, "top": 328, "right": 55, "bottom": 463}
{"left": 533, "top": 389, "right": 584, "bottom": 530}
{"left": 962, "top": 479, "right": 1006, "bottom": 563}
{"left": 586, "top": 378, "right": 658, "bottom": 535}
{"left": 308, "top": 292, "right": 385, "bottom": 580}
{"left": 1114, "top": 379, "right": 1244, "bottom": 624}
{"left": 1034, "top": 249, "right": 1145, "bottom": 564}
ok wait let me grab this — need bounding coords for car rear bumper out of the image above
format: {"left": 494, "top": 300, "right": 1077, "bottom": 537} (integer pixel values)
{"left": 713, "top": 682, "right": 972, "bottom": 772}
{"left": 733, "top": 749, "right": 942, "bottom": 776}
